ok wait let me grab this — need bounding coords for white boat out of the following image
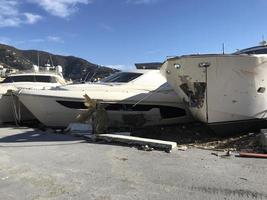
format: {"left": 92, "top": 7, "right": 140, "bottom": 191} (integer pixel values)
{"left": 161, "top": 53, "right": 267, "bottom": 132}
{"left": 0, "top": 68, "right": 67, "bottom": 124}
{"left": 234, "top": 43, "right": 267, "bottom": 55}
{"left": 16, "top": 70, "right": 193, "bottom": 128}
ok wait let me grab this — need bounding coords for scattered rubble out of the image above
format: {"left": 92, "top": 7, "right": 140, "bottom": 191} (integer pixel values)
{"left": 211, "top": 150, "right": 234, "bottom": 158}
{"left": 43, "top": 121, "right": 267, "bottom": 156}
{"left": 132, "top": 124, "right": 267, "bottom": 154}
{"left": 177, "top": 145, "right": 188, "bottom": 151}
{"left": 139, "top": 145, "right": 154, "bottom": 152}
{"left": 64, "top": 123, "right": 92, "bottom": 134}
{"left": 259, "top": 129, "right": 267, "bottom": 153}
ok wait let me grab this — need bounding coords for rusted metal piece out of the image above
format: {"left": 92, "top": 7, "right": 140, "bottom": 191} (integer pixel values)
{"left": 76, "top": 94, "right": 109, "bottom": 134}
{"left": 239, "top": 152, "right": 267, "bottom": 159}
{"left": 76, "top": 94, "right": 97, "bottom": 122}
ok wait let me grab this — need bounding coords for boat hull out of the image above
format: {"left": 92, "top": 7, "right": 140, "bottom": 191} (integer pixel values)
{"left": 0, "top": 89, "right": 35, "bottom": 124}
{"left": 17, "top": 89, "right": 193, "bottom": 128}
{"left": 0, "top": 93, "right": 15, "bottom": 123}
{"left": 0, "top": 72, "right": 65, "bottom": 124}
{"left": 207, "top": 119, "right": 267, "bottom": 135}
{"left": 162, "top": 54, "right": 267, "bottom": 124}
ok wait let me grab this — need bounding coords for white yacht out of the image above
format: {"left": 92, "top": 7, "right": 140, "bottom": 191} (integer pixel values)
{"left": 16, "top": 70, "right": 193, "bottom": 128}
{"left": 161, "top": 53, "right": 267, "bottom": 132}
{"left": 234, "top": 44, "right": 267, "bottom": 55}
{"left": 0, "top": 68, "right": 67, "bottom": 124}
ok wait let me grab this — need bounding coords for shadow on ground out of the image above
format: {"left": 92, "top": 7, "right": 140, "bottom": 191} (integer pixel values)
{"left": 0, "top": 127, "right": 83, "bottom": 143}
{"left": 0, "top": 123, "right": 263, "bottom": 152}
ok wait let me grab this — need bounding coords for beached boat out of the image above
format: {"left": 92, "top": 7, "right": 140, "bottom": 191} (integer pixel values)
{"left": 0, "top": 68, "right": 66, "bottom": 124}
{"left": 161, "top": 53, "right": 267, "bottom": 133}
{"left": 16, "top": 70, "right": 193, "bottom": 128}
{"left": 234, "top": 43, "right": 267, "bottom": 55}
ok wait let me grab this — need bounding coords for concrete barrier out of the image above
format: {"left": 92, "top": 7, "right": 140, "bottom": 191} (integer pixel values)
{"left": 95, "top": 134, "right": 177, "bottom": 152}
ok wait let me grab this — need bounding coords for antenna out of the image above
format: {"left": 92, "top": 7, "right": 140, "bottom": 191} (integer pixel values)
{"left": 37, "top": 51, "right": 40, "bottom": 67}
{"left": 260, "top": 35, "right": 267, "bottom": 46}
{"left": 49, "top": 55, "right": 54, "bottom": 67}
{"left": 83, "top": 70, "right": 91, "bottom": 82}
{"left": 88, "top": 65, "right": 100, "bottom": 82}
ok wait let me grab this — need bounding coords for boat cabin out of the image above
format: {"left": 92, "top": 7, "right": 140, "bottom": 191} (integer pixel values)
{"left": 1, "top": 73, "right": 66, "bottom": 85}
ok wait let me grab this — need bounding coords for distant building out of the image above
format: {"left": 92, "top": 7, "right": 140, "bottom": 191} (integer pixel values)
{"left": 135, "top": 62, "right": 162, "bottom": 70}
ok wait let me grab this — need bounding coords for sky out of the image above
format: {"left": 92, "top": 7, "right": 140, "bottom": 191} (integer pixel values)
{"left": 0, "top": 0, "right": 267, "bottom": 70}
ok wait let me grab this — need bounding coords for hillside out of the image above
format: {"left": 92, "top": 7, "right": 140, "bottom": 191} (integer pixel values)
{"left": 0, "top": 43, "right": 116, "bottom": 81}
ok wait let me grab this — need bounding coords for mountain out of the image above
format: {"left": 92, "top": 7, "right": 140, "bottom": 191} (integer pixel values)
{"left": 0, "top": 43, "right": 117, "bottom": 81}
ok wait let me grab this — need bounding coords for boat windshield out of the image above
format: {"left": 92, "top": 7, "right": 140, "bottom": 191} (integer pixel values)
{"left": 100, "top": 72, "right": 142, "bottom": 83}
{"left": 1, "top": 75, "right": 59, "bottom": 83}
{"left": 234, "top": 46, "right": 267, "bottom": 55}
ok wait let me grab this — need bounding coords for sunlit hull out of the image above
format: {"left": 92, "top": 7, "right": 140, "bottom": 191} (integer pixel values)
{"left": 14, "top": 70, "right": 194, "bottom": 128}
{"left": 161, "top": 54, "right": 267, "bottom": 131}
{"left": 17, "top": 86, "right": 193, "bottom": 128}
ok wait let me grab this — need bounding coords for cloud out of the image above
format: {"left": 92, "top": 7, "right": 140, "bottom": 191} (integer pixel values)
{"left": 28, "top": 36, "right": 64, "bottom": 43}
{"left": 0, "top": 0, "right": 42, "bottom": 27}
{"left": 0, "top": 0, "right": 92, "bottom": 27}
{"left": 1, "top": 36, "right": 64, "bottom": 45}
{"left": 126, "top": 0, "right": 160, "bottom": 5}
{"left": 28, "top": 0, "right": 92, "bottom": 18}
{"left": 29, "top": 38, "right": 46, "bottom": 43}
{"left": 99, "top": 23, "right": 114, "bottom": 32}
{"left": 47, "top": 36, "right": 64, "bottom": 43}
{"left": 24, "top": 13, "right": 42, "bottom": 24}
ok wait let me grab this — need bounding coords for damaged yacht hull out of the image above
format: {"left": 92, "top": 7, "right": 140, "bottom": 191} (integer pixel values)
{"left": 17, "top": 70, "right": 193, "bottom": 128}
{"left": 161, "top": 54, "right": 267, "bottom": 132}
{"left": 17, "top": 88, "right": 192, "bottom": 128}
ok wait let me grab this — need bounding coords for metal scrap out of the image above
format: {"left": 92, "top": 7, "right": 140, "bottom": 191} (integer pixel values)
{"left": 76, "top": 94, "right": 108, "bottom": 134}
{"left": 239, "top": 152, "right": 267, "bottom": 159}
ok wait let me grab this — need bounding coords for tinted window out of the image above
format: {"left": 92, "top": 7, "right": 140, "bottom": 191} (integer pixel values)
{"left": 35, "top": 75, "right": 57, "bottom": 83}
{"left": 35, "top": 75, "right": 50, "bottom": 82}
{"left": 12, "top": 76, "right": 34, "bottom": 82}
{"left": 101, "top": 72, "right": 142, "bottom": 83}
{"left": 244, "top": 49, "right": 267, "bottom": 54}
{"left": 235, "top": 46, "right": 267, "bottom": 55}
{"left": 56, "top": 101, "right": 186, "bottom": 119}
{"left": 1, "top": 75, "right": 59, "bottom": 83}
{"left": 1, "top": 77, "right": 13, "bottom": 83}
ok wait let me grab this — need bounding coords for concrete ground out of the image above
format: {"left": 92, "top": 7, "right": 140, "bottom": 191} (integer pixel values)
{"left": 0, "top": 126, "right": 266, "bottom": 200}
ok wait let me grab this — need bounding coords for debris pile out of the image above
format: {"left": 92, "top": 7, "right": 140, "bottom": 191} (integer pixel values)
{"left": 190, "top": 133, "right": 262, "bottom": 152}
{"left": 132, "top": 124, "right": 267, "bottom": 153}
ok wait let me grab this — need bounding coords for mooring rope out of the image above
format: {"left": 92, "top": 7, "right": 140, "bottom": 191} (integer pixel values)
{"left": 9, "top": 90, "right": 21, "bottom": 126}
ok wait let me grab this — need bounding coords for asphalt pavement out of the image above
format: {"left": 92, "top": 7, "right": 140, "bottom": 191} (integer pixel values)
{"left": 0, "top": 126, "right": 266, "bottom": 200}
